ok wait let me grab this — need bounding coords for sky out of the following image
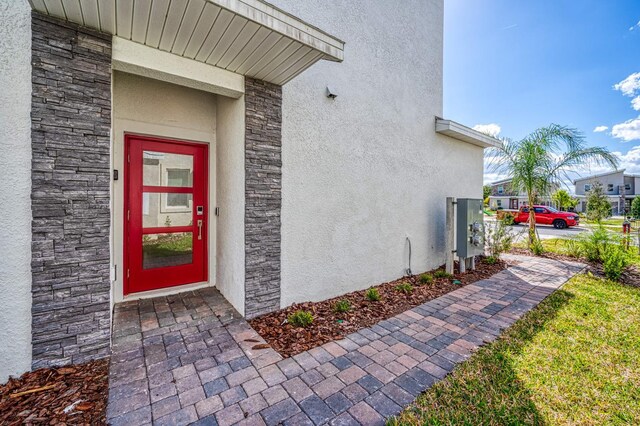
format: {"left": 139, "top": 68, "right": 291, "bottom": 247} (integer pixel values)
{"left": 443, "top": 0, "right": 640, "bottom": 187}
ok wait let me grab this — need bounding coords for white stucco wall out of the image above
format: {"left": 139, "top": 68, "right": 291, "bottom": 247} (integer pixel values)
{"left": 111, "top": 72, "right": 218, "bottom": 302}
{"left": 271, "top": 0, "right": 485, "bottom": 306}
{"left": 216, "top": 96, "right": 246, "bottom": 315}
{"left": 0, "top": 0, "right": 32, "bottom": 383}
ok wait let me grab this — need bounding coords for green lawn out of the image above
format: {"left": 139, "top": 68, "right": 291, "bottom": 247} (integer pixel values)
{"left": 585, "top": 217, "right": 640, "bottom": 228}
{"left": 390, "top": 274, "right": 640, "bottom": 425}
{"left": 585, "top": 218, "right": 624, "bottom": 226}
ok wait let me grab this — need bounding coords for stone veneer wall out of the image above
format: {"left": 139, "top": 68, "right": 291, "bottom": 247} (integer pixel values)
{"left": 31, "top": 13, "right": 112, "bottom": 368}
{"left": 244, "top": 78, "right": 282, "bottom": 319}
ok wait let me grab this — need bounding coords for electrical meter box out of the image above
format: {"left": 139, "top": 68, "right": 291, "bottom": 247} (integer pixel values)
{"left": 456, "top": 198, "right": 484, "bottom": 258}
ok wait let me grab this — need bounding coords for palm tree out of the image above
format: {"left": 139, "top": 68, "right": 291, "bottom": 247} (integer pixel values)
{"left": 488, "top": 124, "right": 619, "bottom": 248}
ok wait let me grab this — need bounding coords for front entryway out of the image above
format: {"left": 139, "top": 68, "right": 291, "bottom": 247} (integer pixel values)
{"left": 124, "top": 135, "right": 208, "bottom": 295}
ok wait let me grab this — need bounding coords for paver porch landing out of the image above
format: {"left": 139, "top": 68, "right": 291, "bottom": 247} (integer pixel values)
{"left": 107, "top": 255, "right": 584, "bottom": 426}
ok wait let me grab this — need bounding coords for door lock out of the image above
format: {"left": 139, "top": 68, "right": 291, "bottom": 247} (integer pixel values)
{"left": 197, "top": 220, "right": 203, "bottom": 240}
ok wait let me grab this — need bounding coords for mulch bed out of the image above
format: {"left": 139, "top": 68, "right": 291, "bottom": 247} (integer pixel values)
{"left": 510, "top": 247, "right": 640, "bottom": 288}
{"left": 249, "top": 258, "right": 508, "bottom": 358}
{"left": 0, "top": 359, "right": 109, "bottom": 425}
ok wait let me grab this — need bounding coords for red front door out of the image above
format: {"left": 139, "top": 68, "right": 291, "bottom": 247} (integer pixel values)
{"left": 125, "top": 135, "right": 208, "bottom": 294}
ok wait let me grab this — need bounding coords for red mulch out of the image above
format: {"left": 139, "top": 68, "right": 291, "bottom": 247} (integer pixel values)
{"left": 0, "top": 359, "right": 109, "bottom": 425}
{"left": 510, "top": 248, "right": 640, "bottom": 287}
{"left": 249, "top": 258, "right": 508, "bottom": 358}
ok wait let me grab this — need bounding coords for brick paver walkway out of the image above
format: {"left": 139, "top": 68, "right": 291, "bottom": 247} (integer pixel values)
{"left": 107, "top": 255, "right": 584, "bottom": 425}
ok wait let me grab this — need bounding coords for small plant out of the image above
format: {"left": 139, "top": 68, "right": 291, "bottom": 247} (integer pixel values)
{"left": 576, "top": 227, "right": 617, "bottom": 262}
{"left": 564, "top": 239, "right": 584, "bottom": 259}
{"left": 418, "top": 273, "right": 434, "bottom": 285}
{"left": 287, "top": 310, "right": 314, "bottom": 328}
{"left": 484, "top": 220, "right": 514, "bottom": 259}
{"left": 502, "top": 213, "right": 515, "bottom": 226}
{"left": 395, "top": 282, "right": 413, "bottom": 294}
{"left": 631, "top": 197, "right": 640, "bottom": 219}
{"left": 530, "top": 239, "right": 545, "bottom": 255}
{"left": 365, "top": 288, "right": 381, "bottom": 301}
{"left": 333, "top": 299, "right": 351, "bottom": 313}
{"left": 434, "top": 270, "right": 453, "bottom": 279}
{"left": 602, "top": 245, "right": 628, "bottom": 281}
{"left": 483, "top": 256, "right": 498, "bottom": 265}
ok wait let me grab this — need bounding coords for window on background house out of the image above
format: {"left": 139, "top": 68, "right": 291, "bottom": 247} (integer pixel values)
{"left": 584, "top": 184, "right": 591, "bottom": 192}
{"left": 497, "top": 185, "right": 504, "bottom": 194}
{"left": 167, "top": 169, "right": 191, "bottom": 208}
{"left": 607, "top": 184, "right": 614, "bottom": 192}
{"left": 496, "top": 199, "right": 502, "bottom": 207}
{"left": 625, "top": 183, "right": 631, "bottom": 191}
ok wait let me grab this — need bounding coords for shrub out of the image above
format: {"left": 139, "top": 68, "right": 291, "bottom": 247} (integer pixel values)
{"left": 484, "top": 220, "right": 514, "bottom": 259}
{"left": 365, "top": 288, "right": 381, "bottom": 301}
{"left": 631, "top": 197, "right": 640, "bottom": 219}
{"left": 602, "top": 245, "right": 628, "bottom": 281}
{"left": 577, "top": 227, "right": 616, "bottom": 262}
{"left": 333, "top": 299, "right": 351, "bottom": 313}
{"left": 564, "top": 239, "right": 584, "bottom": 259}
{"left": 483, "top": 256, "right": 498, "bottom": 265}
{"left": 530, "top": 239, "right": 545, "bottom": 255}
{"left": 395, "top": 282, "right": 413, "bottom": 294}
{"left": 287, "top": 310, "right": 314, "bottom": 328}
{"left": 502, "top": 213, "right": 515, "bottom": 226}
{"left": 434, "top": 270, "right": 453, "bottom": 279}
{"left": 418, "top": 273, "right": 434, "bottom": 285}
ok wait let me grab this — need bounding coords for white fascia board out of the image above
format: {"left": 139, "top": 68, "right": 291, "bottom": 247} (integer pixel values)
{"left": 112, "top": 37, "right": 244, "bottom": 99}
{"left": 435, "top": 118, "right": 502, "bottom": 149}
{"left": 212, "top": 0, "right": 345, "bottom": 61}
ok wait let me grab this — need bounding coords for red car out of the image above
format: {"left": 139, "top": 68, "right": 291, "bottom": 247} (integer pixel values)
{"left": 513, "top": 205, "right": 580, "bottom": 229}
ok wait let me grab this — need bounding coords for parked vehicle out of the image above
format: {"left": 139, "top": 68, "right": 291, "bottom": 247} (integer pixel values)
{"left": 513, "top": 205, "right": 580, "bottom": 229}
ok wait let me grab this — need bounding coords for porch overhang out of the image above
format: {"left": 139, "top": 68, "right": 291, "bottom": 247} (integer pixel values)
{"left": 29, "top": 0, "right": 345, "bottom": 86}
{"left": 435, "top": 118, "right": 502, "bottom": 149}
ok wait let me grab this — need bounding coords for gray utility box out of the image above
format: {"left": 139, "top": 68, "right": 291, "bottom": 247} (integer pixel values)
{"left": 456, "top": 198, "right": 484, "bottom": 258}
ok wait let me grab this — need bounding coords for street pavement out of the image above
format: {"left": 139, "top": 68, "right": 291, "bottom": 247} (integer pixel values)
{"left": 484, "top": 216, "right": 589, "bottom": 242}
{"left": 507, "top": 223, "right": 588, "bottom": 241}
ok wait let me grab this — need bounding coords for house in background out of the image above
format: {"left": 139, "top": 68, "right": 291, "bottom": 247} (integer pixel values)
{"left": 487, "top": 178, "right": 553, "bottom": 210}
{"left": 0, "top": 0, "right": 500, "bottom": 382}
{"left": 574, "top": 170, "right": 639, "bottom": 215}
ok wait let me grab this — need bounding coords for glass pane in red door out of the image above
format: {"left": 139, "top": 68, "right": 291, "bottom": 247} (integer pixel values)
{"left": 142, "top": 193, "right": 193, "bottom": 228}
{"left": 143, "top": 151, "right": 193, "bottom": 187}
{"left": 142, "top": 232, "right": 193, "bottom": 269}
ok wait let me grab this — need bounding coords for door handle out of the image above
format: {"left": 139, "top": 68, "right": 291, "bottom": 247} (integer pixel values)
{"left": 197, "top": 220, "right": 203, "bottom": 240}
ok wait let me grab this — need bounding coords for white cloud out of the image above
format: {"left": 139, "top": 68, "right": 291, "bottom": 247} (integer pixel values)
{"left": 593, "top": 125, "right": 608, "bottom": 133}
{"left": 630, "top": 21, "right": 640, "bottom": 31}
{"left": 473, "top": 123, "right": 501, "bottom": 138}
{"left": 611, "top": 73, "right": 640, "bottom": 134}
{"left": 611, "top": 116, "right": 640, "bottom": 142}
{"left": 571, "top": 145, "right": 640, "bottom": 178}
{"left": 614, "top": 72, "right": 640, "bottom": 97}
{"left": 617, "top": 145, "right": 640, "bottom": 174}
